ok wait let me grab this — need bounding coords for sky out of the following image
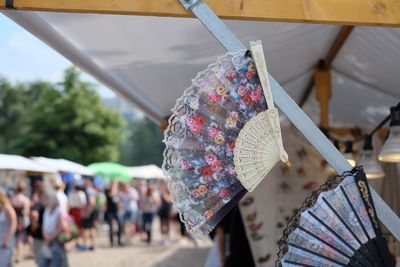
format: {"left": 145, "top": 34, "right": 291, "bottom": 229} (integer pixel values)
{"left": 0, "top": 14, "right": 116, "bottom": 98}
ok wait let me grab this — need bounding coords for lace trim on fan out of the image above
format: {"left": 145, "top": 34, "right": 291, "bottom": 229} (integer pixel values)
{"left": 275, "top": 168, "right": 361, "bottom": 266}
{"left": 162, "top": 49, "right": 247, "bottom": 237}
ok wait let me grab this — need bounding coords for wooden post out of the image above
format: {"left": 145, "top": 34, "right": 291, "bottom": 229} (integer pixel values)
{"left": 315, "top": 63, "right": 332, "bottom": 129}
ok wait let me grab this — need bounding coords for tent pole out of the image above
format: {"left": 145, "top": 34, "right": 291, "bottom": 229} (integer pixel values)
{"left": 178, "top": 0, "right": 400, "bottom": 241}
{"left": 315, "top": 62, "right": 332, "bottom": 129}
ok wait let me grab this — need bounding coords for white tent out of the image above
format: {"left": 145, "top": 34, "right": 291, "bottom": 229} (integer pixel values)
{"left": 32, "top": 156, "right": 94, "bottom": 176}
{"left": 129, "top": 164, "right": 166, "bottom": 180}
{"left": 1, "top": 11, "right": 399, "bottom": 128}
{"left": 0, "top": 154, "right": 57, "bottom": 173}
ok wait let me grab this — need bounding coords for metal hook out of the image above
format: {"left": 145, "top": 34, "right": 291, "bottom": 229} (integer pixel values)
{"left": 179, "top": 0, "right": 200, "bottom": 10}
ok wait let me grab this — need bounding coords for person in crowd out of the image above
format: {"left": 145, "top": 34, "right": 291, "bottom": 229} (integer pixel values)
{"left": 141, "top": 184, "right": 160, "bottom": 244}
{"left": 94, "top": 186, "right": 106, "bottom": 226}
{"left": 134, "top": 180, "right": 146, "bottom": 235}
{"left": 120, "top": 182, "right": 139, "bottom": 245}
{"left": 172, "top": 208, "right": 188, "bottom": 242}
{"left": 158, "top": 182, "right": 172, "bottom": 246}
{"left": 105, "top": 180, "right": 123, "bottom": 247}
{"left": 81, "top": 180, "right": 97, "bottom": 251}
{"left": 27, "top": 181, "right": 45, "bottom": 265}
{"left": 0, "top": 190, "right": 17, "bottom": 267}
{"left": 67, "top": 183, "right": 86, "bottom": 249}
{"left": 54, "top": 183, "right": 68, "bottom": 215}
{"left": 223, "top": 206, "right": 255, "bottom": 267}
{"left": 11, "top": 181, "right": 31, "bottom": 263}
{"left": 39, "top": 193, "right": 69, "bottom": 267}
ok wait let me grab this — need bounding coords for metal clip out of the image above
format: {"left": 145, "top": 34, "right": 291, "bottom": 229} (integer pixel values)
{"left": 179, "top": 0, "right": 200, "bottom": 10}
{"left": 6, "top": 0, "right": 15, "bottom": 9}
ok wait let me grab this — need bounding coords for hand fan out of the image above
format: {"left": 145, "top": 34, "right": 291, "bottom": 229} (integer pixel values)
{"left": 277, "top": 167, "right": 393, "bottom": 267}
{"left": 163, "top": 40, "right": 290, "bottom": 238}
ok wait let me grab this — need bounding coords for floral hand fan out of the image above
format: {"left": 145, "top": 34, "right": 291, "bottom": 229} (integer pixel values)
{"left": 163, "top": 40, "right": 289, "bottom": 238}
{"left": 277, "top": 167, "right": 393, "bottom": 267}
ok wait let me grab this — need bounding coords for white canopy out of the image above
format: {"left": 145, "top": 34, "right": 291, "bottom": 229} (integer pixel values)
{"left": 0, "top": 154, "right": 57, "bottom": 173}
{"left": 2, "top": 10, "right": 399, "bottom": 128}
{"left": 32, "top": 157, "right": 94, "bottom": 176}
{"left": 129, "top": 164, "right": 166, "bottom": 180}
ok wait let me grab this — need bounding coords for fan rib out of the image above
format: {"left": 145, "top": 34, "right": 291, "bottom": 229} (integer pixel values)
{"left": 321, "top": 197, "right": 363, "bottom": 246}
{"left": 252, "top": 119, "right": 265, "bottom": 138}
{"left": 338, "top": 188, "right": 383, "bottom": 267}
{"left": 313, "top": 199, "right": 380, "bottom": 267}
{"left": 283, "top": 260, "right": 316, "bottom": 267}
{"left": 298, "top": 226, "right": 352, "bottom": 259}
{"left": 322, "top": 197, "right": 382, "bottom": 263}
{"left": 340, "top": 186, "right": 371, "bottom": 240}
{"left": 242, "top": 130, "right": 259, "bottom": 144}
{"left": 307, "top": 211, "right": 356, "bottom": 252}
{"left": 324, "top": 200, "right": 381, "bottom": 266}
{"left": 258, "top": 118, "right": 268, "bottom": 136}
{"left": 288, "top": 242, "right": 347, "bottom": 266}
{"left": 237, "top": 146, "right": 255, "bottom": 152}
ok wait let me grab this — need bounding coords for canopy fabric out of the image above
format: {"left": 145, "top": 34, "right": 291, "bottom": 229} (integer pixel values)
{"left": 32, "top": 156, "right": 94, "bottom": 176}
{"left": 0, "top": 154, "right": 57, "bottom": 173}
{"left": 88, "top": 162, "right": 131, "bottom": 182}
{"left": 129, "top": 164, "right": 166, "bottom": 180}
{"left": 2, "top": 11, "right": 399, "bottom": 128}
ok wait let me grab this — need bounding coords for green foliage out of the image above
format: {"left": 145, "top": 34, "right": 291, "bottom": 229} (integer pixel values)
{"left": 0, "top": 67, "right": 125, "bottom": 165}
{"left": 0, "top": 78, "right": 29, "bottom": 153}
{"left": 119, "top": 117, "right": 164, "bottom": 167}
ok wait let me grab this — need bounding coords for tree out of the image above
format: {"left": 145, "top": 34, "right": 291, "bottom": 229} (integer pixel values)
{"left": 0, "top": 78, "right": 29, "bottom": 153}
{"left": 15, "top": 67, "right": 125, "bottom": 165}
{"left": 119, "top": 117, "right": 164, "bottom": 167}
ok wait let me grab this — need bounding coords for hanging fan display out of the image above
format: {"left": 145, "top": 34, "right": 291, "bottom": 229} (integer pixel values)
{"left": 277, "top": 167, "right": 393, "bottom": 267}
{"left": 163, "top": 40, "right": 290, "bottom": 238}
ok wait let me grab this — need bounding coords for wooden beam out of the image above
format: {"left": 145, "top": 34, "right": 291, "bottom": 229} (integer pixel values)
{"left": 315, "top": 67, "right": 332, "bottom": 128}
{"left": 325, "top": 26, "right": 354, "bottom": 67}
{"left": 1, "top": 0, "right": 400, "bottom": 27}
{"left": 298, "top": 26, "right": 354, "bottom": 107}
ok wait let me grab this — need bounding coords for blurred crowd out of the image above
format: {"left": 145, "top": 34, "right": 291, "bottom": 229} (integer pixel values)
{"left": 0, "top": 176, "right": 189, "bottom": 267}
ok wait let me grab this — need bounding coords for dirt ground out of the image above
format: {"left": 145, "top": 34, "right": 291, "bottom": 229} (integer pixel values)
{"left": 17, "top": 220, "right": 212, "bottom": 267}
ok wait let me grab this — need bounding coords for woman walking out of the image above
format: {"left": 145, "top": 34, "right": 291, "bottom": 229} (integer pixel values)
{"left": 68, "top": 184, "right": 86, "bottom": 249}
{"left": 39, "top": 193, "right": 69, "bottom": 267}
{"left": 27, "top": 183, "right": 45, "bottom": 265}
{"left": 0, "top": 190, "right": 17, "bottom": 267}
{"left": 158, "top": 182, "right": 172, "bottom": 246}
{"left": 121, "top": 183, "right": 139, "bottom": 245}
{"left": 11, "top": 182, "right": 30, "bottom": 263}
{"left": 105, "top": 180, "right": 123, "bottom": 247}
{"left": 141, "top": 184, "right": 160, "bottom": 244}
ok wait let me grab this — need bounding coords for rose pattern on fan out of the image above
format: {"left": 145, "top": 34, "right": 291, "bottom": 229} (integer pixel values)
{"left": 204, "top": 210, "right": 214, "bottom": 217}
{"left": 163, "top": 50, "right": 267, "bottom": 238}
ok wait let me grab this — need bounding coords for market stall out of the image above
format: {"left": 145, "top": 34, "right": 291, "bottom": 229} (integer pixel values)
{"left": 32, "top": 156, "right": 94, "bottom": 176}
{"left": 0, "top": 153, "right": 57, "bottom": 174}
{"left": 129, "top": 164, "right": 166, "bottom": 180}
{"left": 1, "top": 1, "right": 399, "bottom": 265}
{"left": 0, "top": 153, "right": 57, "bottom": 189}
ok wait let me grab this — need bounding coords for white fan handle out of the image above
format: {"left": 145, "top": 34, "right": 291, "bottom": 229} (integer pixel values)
{"left": 250, "top": 40, "right": 274, "bottom": 109}
{"left": 251, "top": 41, "right": 290, "bottom": 166}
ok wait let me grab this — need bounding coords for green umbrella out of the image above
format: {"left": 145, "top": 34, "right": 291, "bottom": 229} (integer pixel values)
{"left": 87, "top": 162, "right": 131, "bottom": 183}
